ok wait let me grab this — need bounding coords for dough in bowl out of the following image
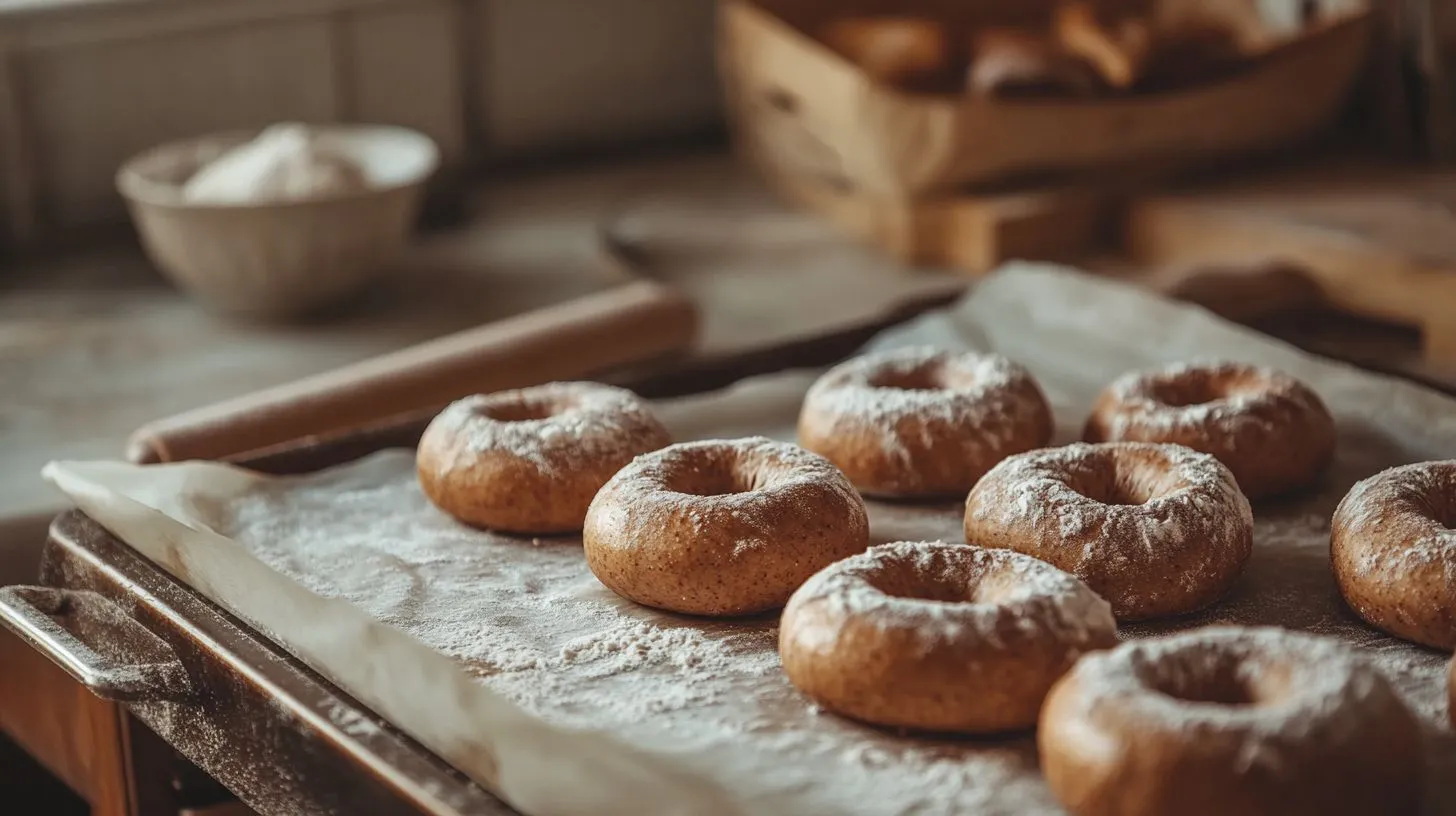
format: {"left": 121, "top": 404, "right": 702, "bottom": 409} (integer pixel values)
{"left": 182, "top": 123, "right": 371, "bottom": 204}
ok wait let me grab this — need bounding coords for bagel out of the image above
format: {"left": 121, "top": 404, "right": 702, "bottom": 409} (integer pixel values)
{"left": 799, "top": 347, "right": 1053, "bottom": 498}
{"left": 417, "top": 382, "right": 669, "bottom": 534}
{"left": 1039, "top": 627, "right": 1424, "bottom": 816}
{"left": 779, "top": 540, "right": 1117, "bottom": 733}
{"left": 965, "top": 442, "right": 1253, "bottom": 620}
{"left": 583, "top": 437, "right": 869, "bottom": 616}
{"left": 1085, "top": 361, "right": 1335, "bottom": 500}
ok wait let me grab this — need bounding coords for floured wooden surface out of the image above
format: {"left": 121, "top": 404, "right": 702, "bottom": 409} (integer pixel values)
{"left": 45, "top": 264, "right": 1456, "bottom": 815}
{"left": 3, "top": 152, "right": 961, "bottom": 523}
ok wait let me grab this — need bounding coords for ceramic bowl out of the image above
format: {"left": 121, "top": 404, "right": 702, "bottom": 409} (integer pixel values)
{"left": 117, "top": 124, "right": 440, "bottom": 320}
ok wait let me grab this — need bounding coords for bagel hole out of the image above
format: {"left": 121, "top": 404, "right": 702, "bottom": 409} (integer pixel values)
{"left": 1147, "top": 378, "right": 1225, "bottom": 408}
{"left": 667, "top": 458, "right": 757, "bottom": 497}
{"left": 1074, "top": 476, "right": 1154, "bottom": 506}
{"left": 866, "top": 561, "right": 983, "bottom": 604}
{"left": 673, "top": 472, "right": 751, "bottom": 497}
{"left": 1141, "top": 654, "right": 1263, "bottom": 707}
{"left": 1068, "top": 452, "right": 1180, "bottom": 506}
{"left": 1421, "top": 493, "right": 1456, "bottom": 531}
{"left": 872, "top": 574, "right": 973, "bottom": 603}
{"left": 867, "top": 366, "right": 943, "bottom": 392}
{"left": 480, "top": 400, "right": 556, "bottom": 423}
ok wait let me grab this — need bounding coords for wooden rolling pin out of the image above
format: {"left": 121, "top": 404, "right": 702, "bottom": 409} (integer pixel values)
{"left": 127, "top": 281, "right": 698, "bottom": 464}
{"left": 1148, "top": 258, "right": 1326, "bottom": 323}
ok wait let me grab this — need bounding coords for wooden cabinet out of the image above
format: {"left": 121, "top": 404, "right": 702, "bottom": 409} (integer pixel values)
{"left": 0, "top": 628, "right": 132, "bottom": 815}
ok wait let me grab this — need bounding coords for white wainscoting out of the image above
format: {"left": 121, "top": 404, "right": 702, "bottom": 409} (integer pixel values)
{"left": 0, "top": 0, "right": 720, "bottom": 245}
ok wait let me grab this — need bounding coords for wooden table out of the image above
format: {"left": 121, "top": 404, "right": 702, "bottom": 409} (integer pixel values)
{"left": 0, "top": 152, "right": 963, "bottom": 816}
{"left": 3, "top": 150, "right": 1452, "bottom": 815}
{"left": 0, "top": 153, "right": 964, "bottom": 524}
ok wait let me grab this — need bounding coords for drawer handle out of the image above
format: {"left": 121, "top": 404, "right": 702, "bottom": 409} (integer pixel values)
{"left": 0, "top": 586, "right": 193, "bottom": 703}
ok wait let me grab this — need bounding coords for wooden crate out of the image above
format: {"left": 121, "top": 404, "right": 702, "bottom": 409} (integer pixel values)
{"left": 719, "top": 0, "right": 1374, "bottom": 199}
{"left": 762, "top": 164, "right": 1121, "bottom": 273}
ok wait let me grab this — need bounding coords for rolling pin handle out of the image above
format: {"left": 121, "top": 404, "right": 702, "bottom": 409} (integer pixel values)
{"left": 1152, "top": 258, "right": 1323, "bottom": 323}
{"left": 124, "top": 280, "right": 698, "bottom": 464}
{"left": 0, "top": 586, "right": 194, "bottom": 703}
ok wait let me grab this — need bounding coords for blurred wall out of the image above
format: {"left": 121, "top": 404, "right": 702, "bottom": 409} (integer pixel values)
{"left": 480, "top": 0, "right": 719, "bottom": 155}
{"left": 0, "top": 0, "right": 722, "bottom": 247}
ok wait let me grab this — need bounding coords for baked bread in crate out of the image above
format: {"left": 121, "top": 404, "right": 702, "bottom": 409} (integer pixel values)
{"left": 719, "top": 0, "right": 1373, "bottom": 198}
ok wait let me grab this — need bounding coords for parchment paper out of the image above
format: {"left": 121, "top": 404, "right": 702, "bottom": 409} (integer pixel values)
{"left": 45, "top": 264, "right": 1456, "bottom": 815}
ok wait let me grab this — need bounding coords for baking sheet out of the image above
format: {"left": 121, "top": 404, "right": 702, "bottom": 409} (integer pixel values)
{"left": 45, "top": 263, "right": 1456, "bottom": 815}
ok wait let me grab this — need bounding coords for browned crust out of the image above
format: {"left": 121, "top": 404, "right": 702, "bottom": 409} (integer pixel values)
{"left": 1331, "top": 461, "right": 1456, "bottom": 650}
{"left": 964, "top": 442, "right": 1253, "bottom": 621}
{"left": 799, "top": 349, "right": 1054, "bottom": 498}
{"left": 1039, "top": 629, "right": 1425, "bottom": 816}
{"left": 1084, "top": 362, "right": 1335, "bottom": 500}
{"left": 416, "top": 383, "right": 669, "bottom": 534}
{"left": 779, "top": 543, "right": 1117, "bottom": 733}
{"left": 582, "top": 439, "right": 870, "bottom": 616}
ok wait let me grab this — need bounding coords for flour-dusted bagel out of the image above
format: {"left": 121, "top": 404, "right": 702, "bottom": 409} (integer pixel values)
{"left": 417, "top": 382, "right": 669, "bottom": 534}
{"left": 780, "top": 541, "right": 1117, "bottom": 733}
{"left": 582, "top": 437, "right": 869, "bottom": 616}
{"left": 798, "top": 347, "right": 1054, "bottom": 498}
{"left": 965, "top": 442, "right": 1253, "bottom": 621}
{"left": 1332, "top": 460, "right": 1456, "bottom": 650}
{"left": 1039, "top": 627, "right": 1425, "bottom": 816}
{"left": 1084, "top": 361, "right": 1335, "bottom": 500}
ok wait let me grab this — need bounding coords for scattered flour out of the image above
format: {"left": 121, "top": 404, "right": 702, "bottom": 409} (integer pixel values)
{"left": 205, "top": 333, "right": 1456, "bottom": 816}
{"left": 218, "top": 449, "right": 1078, "bottom": 814}
{"left": 327, "top": 702, "right": 384, "bottom": 738}
{"left": 215, "top": 435, "right": 1456, "bottom": 814}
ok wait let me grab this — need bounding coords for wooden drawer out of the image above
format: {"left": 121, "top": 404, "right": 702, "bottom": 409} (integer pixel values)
{"left": 0, "top": 509, "right": 132, "bottom": 815}
{"left": 3, "top": 514, "right": 512, "bottom": 816}
{"left": 0, "top": 627, "right": 130, "bottom": 814}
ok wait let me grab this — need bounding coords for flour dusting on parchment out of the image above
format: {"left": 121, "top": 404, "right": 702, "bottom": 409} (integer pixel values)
{"left": 210, "top": 267, "right": 1455, "bottom": 815}
{"left": 223, "top": 443, "right": 1059, "bottom": 815}
{"left": 218, "top": 422, "right": 1453, "bottom": 815}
